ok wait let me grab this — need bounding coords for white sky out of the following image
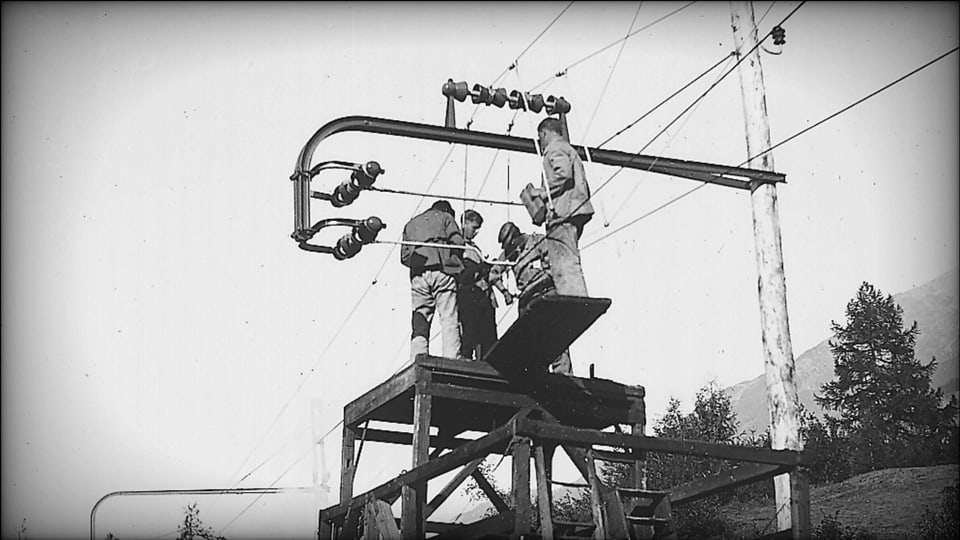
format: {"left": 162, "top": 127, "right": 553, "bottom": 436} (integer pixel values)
{"left": 2, "top": 2, "right": 957, "bottom": 539}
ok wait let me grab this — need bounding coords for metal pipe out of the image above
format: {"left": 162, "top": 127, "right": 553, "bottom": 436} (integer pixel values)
{"left": 90, "top": 486, "right": 315, "bottom": 540}
{"left": 290, "top": 116, "right": 787, "bottom": 241}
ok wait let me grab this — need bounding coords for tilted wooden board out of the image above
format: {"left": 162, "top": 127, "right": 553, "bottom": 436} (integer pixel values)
{"left": 482, "top": 295, "right": 612, "bottom": 377}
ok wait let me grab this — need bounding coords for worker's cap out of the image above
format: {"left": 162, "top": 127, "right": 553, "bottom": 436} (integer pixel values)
{"left": 498, "top": 221, "right": 520, "bottom": 246}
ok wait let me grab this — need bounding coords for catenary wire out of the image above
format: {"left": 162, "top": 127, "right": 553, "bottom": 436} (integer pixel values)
{"left": 584, "top": 44, "right": 958, "bottom": 251}
{"left": 530, "top": 1, "right": 697, "bottom": 91}
{"left": 580, "top": 2, "right": 644, "bottom": 144}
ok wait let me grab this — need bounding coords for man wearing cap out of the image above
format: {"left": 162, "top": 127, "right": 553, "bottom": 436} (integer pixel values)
{"left": 491, "top": 221, "right": 572, "bottom": 375}
{"left": 400, "top": 200, "right": 464, "bottom": 361}
{"left": 457, "top": 209, "right": 499, "bottom": 360}
{"left": 528, "top": 116, "right": 594, "bottom": 296}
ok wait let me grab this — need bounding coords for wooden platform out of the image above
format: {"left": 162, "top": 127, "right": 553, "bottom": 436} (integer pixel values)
{"left": 344, "top": 355, "right": 645, "bottom": 439}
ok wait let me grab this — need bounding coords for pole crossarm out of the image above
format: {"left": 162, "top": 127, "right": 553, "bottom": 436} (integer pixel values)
{"left": 515, "top": 417, "right": 804, "bottom": 467}
{"left": 290, "top": 115, "right": 787, "bottom": 246}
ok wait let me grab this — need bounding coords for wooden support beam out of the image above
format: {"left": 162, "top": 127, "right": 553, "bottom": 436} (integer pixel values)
{"left": 320, "top": 415, "right": 518, "bottom": 525}
{"left": 670, "top": 463, "right": 788, "bottom": 507}
{"left": 586, "top": 450, "right": 607, "bottom": 540}
{"left": 340, "top": 424, "right": 357, "bottom": 504}
{"left": 425, "top": 457, "right": 485, "bottom": 518}
{"left": 401, "top": 373, "right": 432, "bottom": 539}
{"left": 358, "top": 428, "right": 482, "bottom": 451}
{"left": 367, "top": 499, "right": 402, "bottom": 540}
{"left": 472, "top": 468, "right": 511, "bottom": 514}
{"left": 632, "top": 422, "right": 647, "bottom": 490}
{"left": 344, "top": 366, "right": 417, "bottom": 425}
{"left": 790, "top": 468, "right": 811, "bottom": 540}
{"left": 518, "top": 418, "right": 803, "bottom": 467}
{"left": 512, "top": 437, "right": 533, "bottom": 537}
{"left": 534, "top": 445, "right": 555, "bottom": 540}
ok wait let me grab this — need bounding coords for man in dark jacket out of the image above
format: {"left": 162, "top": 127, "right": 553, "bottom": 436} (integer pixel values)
{"left": 401, "top": 200, "right": 464, "bottom": 361}
{"left": 490, "top": 221, "right": 572, "bottom": 375}
{"left": 457, "top": 209, "right": 498, "bottom": 360}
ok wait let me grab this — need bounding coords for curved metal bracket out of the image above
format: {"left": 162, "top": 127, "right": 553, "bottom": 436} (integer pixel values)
{"left": 290, "top": 115, "right": 787, "bottom": 249}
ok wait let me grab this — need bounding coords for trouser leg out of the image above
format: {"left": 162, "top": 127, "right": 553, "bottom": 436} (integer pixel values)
{"left": 410, "top": 274, "right": 435, "bottom": 362}
{"left": 545, "top": 221, "right": 588, "bottom": 296}
{"left": 433, "top": 272, "right": 462, "bottom": 359}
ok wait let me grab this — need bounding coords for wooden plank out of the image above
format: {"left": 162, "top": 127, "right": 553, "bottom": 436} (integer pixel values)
{"left": 482, "top": 295, "right": 612, "bottom": 376}
{"left": 360, "top": 428, "right": 477, "bottom": 450}
{"left": 402, "top": 372, "right": 432, "bottom": 540}
{"left": 512, "top": 437, "right": 533, "bottom": 536}
{"left": 320, "top": 415, "right": 518, "bottom": 524}
{"left": 340, "top": 425, "right": 357, "bottom": 504}
{"left": 790, "top": 468, "right": 811, "bottom": 540}
{"left": 425, "top": 457, "right": 485, "bottom": 518}
{"left": 344, "top": 365, "right": 417, "bottom": 425}
{"left": 472, "top": 468, "right": 511, "bottom": 514}
{"left": 372, "top": 499, "right": 402, "bottom": 540}
{"left": 518, "top": 418, "right": 803, "bottom": 467}
{"left": 534, "top": 445, "right": 555, "bottom": 540}
{"left": 670, "top": 463, "right": 787, "bottom": 507}
{"left": 424, "top": 381, "right": 539, "bottom": 409}
{"left": 586, "top": 450, "right": 607, "bottom": 540}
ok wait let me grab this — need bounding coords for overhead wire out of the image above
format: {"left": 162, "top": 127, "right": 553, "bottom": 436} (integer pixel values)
{"left": 530, "top": 1, "right": 697, "bottom": 91}
{"left": 580, "top": 2, "right": 644, "bottom": 144}
{"left": 602, "top": 52, "right": 737, "bottom": 225}
{"left": 586, "top": 18, "right": 958, "bottom": 252}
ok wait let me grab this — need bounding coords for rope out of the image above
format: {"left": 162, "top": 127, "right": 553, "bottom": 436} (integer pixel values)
{"left": 367, "top": 186, "right": 521, "bottom": 207}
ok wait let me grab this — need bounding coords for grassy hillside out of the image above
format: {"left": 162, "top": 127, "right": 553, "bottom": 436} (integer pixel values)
{"left": 723, "top": 464, "right": 959, "bottom": 539}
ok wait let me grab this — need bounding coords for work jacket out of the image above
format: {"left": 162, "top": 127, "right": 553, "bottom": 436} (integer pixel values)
{"left": 400, "top": 208, "right": 464, "bottom": 278}
{"left": 541, "top": 138, "right": 594, "bottom": 228}
{"left": 491, "top": 233, "right": 552, "bottom": 301}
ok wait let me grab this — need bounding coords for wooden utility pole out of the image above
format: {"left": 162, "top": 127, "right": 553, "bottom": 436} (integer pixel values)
{"left": 729, "top": 1, "right": 805, "bottom": 534}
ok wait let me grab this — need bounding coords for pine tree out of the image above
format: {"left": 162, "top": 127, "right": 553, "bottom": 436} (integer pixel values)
{"left": 815, "top": 282, "right": 958, "bottom": 473}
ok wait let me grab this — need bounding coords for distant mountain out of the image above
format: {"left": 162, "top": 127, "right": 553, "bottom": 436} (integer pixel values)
{"left": 727, "top": 268, "right": 959, "bottom": 436}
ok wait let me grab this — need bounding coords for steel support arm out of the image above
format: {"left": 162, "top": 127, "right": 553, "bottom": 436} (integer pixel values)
{"left": 291, "top": 116, "right": 786, "bottom": 243}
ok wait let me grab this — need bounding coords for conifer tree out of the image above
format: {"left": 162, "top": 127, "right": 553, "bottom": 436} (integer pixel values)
{"left": 815, "top": 282, "right": 958, "bottom": 472}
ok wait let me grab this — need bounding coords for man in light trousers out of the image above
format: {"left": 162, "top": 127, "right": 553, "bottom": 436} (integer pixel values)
{"left": 400, "top": 200, "right": 464, "bottom": 361}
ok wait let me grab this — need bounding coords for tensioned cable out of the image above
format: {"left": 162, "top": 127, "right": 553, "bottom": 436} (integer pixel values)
{"left": 228, "top": 144, "right": 459, "bottom": 487}
{"left": 581, "top": 2, "right": 644, "bottom": 145}
{"left": 756, "top": 1, "right": 778, "bottom": 27}
{"left": 469, "top": 113, "right": 521, "bottom": 208}
{"left": 602, "top": 52, "right": 737, "bottom": 225}
{"left": 220, "top": 444, "right": 315, "bottom": 534}
{"left": 596, "top": 51, "right": 735, "bottom": 149}
{"left": 584, "top": 44, "right": 959, "bottom": 251}
{"left": 530, "top": 1, "right": 697, "bottom": 91}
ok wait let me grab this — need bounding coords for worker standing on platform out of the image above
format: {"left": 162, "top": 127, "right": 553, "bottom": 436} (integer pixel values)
{"left": 457, "top": 209, "right": 498, "bottom": 360}
{"left": 526, "top": 117, "right": 594, "bottom": 297}
{"left": 400, "top": 200, "right": 464, "bottom": 361}
{"left": 491, "top": 221, "right": 572, "bottom": 375}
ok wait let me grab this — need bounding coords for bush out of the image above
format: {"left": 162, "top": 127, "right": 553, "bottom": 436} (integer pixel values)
{"left": 920, "top": 480, "right": 960, "bottom": 539}
{"left": 814, "top": 511, "right": 877, "bottom": 540}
